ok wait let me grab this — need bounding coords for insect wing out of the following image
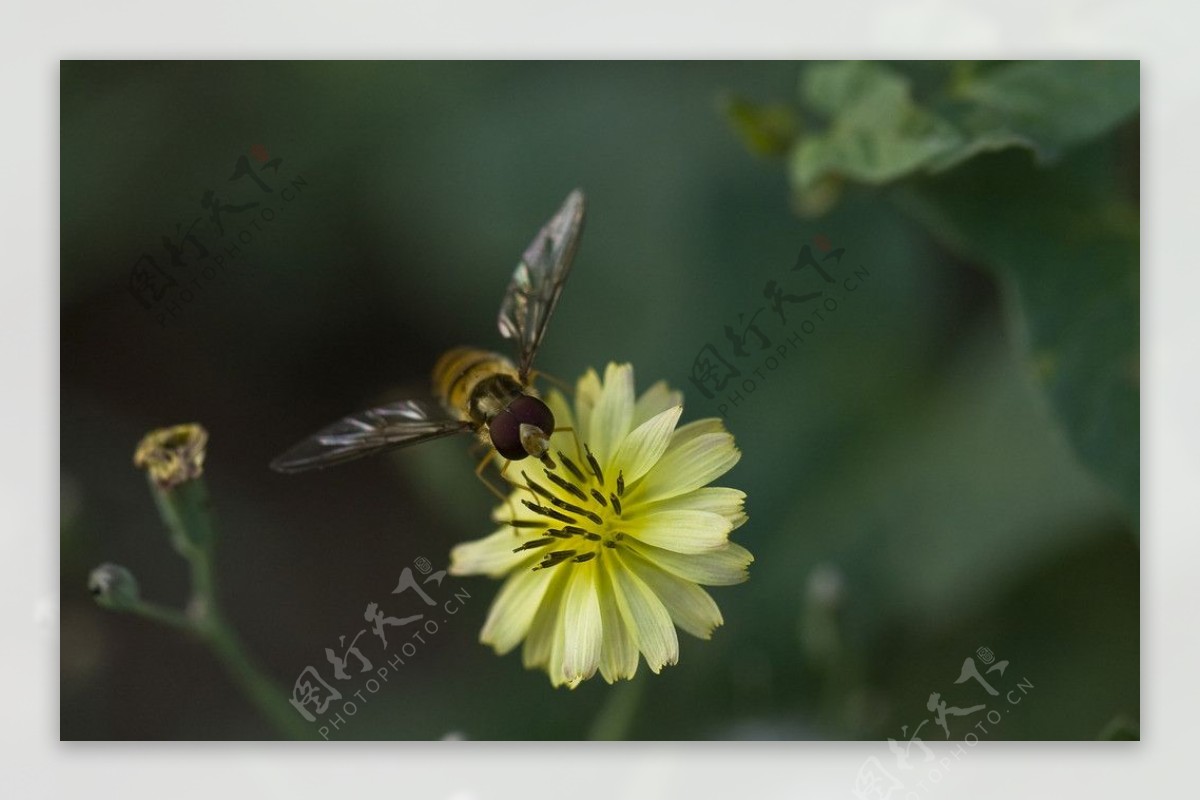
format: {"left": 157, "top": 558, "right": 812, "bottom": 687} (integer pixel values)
{"left": 497, "top": 189, "right": 586, "bottom": 381}
{"left": 270, "top": 399, "right": 472, "bottom": 473}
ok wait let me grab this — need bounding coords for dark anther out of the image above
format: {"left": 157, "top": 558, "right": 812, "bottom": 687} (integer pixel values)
{"left": 616, "top": 470, "right": 625, "bottom": 496}
{"left": 512, "top": 537, "right": 557, "bottom": 552}
{"left": 563, "top": 525, "right": 588, "bottom": 536}
{"left": 544, "top": 468, "right": 588, "bottom": 501}
{"left": 549, "top": 497, "right": 603, "bottom": 526}
{"left": 520, "top": 471, "right": 553, "bottom": 500}
{"left": 557, "top": 451, "right": 587, "bottom": 483}
{"left": 583, "top": 532, "right": 602, "bottom": 542}
{"left": 584, "top": 444, "right": 605, "bottom": 486}
{"left": 603, "top": 540, "right": 617, "bottom": 549}
{"left": 573, "top": 553, "right": 597, "bottom": 563}
{"left": 506, "top": 520, "right": 545, "bottom": 529}
{"left": 590, "top": 489, "right": 608, "bottom": 507}
{"left": 521, "top": 499, "right": 577, "bottom": 525}
{"left": 550, "top": 495, "right": 603, "bottom": 526}
{"left": 534, "top": 550, "right": 576, "bottom": 570}
{"left": 610, "top": 494, "right": 622, "bottom": 515}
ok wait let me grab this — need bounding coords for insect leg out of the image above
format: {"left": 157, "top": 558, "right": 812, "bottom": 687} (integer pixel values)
{"left": 530, "top": 369, "right": 574, "bottom": 396}
{"left": 473, "top": 448, "right": 519, "bottom": 523}
{"left": 499, "top": 458, "right": 547, "bottom": 509}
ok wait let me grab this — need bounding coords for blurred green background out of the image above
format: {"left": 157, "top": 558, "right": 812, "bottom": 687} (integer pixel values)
{"left": 60, "top": 60, "right": 1138, "bottom": 740}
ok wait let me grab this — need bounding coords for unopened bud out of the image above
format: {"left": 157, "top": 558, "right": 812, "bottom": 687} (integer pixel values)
{"left": 88, "top": 563, "right": 140, "bottom": 610}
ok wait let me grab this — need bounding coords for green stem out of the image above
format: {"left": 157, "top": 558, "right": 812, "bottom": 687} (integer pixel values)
{"left": 587, "top": 675, "right": 644, "bottom": 740}
{"left": 198, "top": 608, "right": 314, "bottom": 740}
{"left": 131, "top": 475, "right": 315, "bottom": 739}
{"left": 126, "top": 599, "right": 192, "bottom": 632}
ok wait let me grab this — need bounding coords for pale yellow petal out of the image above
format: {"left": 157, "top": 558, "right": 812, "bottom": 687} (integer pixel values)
{"left": 632, "top": 380, "right": 683, "bottom": 428}
{"left": 490, "top": 492, "right": 542, "bottom": 525}
{"left": 560, "top": 561, "right": 602, "bottom": 685}
{"left": 666, "top": 418, "right": 726, "bottom": 451}
{"left": 625, "top": 432, "right": 741, "bottom": 506}
{"left": 621, "top": 549, "right": 724, "bottom": 639}
{"left": 609, "top": 550, "right": 679, "bottom": 672}
{"left": 596, "top": 556, "right": 639, "bottom": 683}
{"left": 622, "top": 509, "right": 731, "bottom": 553}
{"left": 611, "top": 405, "right": 682, "bottom": 486}
{"left": 623, "top": 539, "right": 754, "bottom": 587}
{"left": 449, "top": 526, "right": 529, "bottom": 578}
{"left": 625, "top": 486, "right": 748, "bottom": 530}
{"left": 546, "top": 588, "right": 577, "bottom": 688}
{"left": 522, "top": 567, "right": 570, "bottom": 670}
{"left": 479, "top": 561, "right": 555, "bottom": 654}
{"left": 547, "top": 386, "right": 578, "bottom": 455}
{"left": 587, "top": 363, "right": 635, "bottom": 465}
{"left": 573, "top": 368, "right": 603, "bottom": 446}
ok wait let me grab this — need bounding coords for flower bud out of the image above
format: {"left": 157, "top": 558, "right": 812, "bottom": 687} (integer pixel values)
{"left": 88, "top": 563, "right": 140, "bottom": 610}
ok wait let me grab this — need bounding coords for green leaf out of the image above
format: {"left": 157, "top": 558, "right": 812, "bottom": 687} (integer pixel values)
{"left": 896, "top": 142, "right": 1139, "bottom": 523}
{"left": 791, "top": 61, "right": 964, "bottom": 191}
{"left": 736, "top": 60, "right": 1141, "bottom": 522}
{"left": 930, "top": 60, "right": 1140, "bottom": 170}
{"left": 787, "top": 60, "right": 1140, "bottom": 192}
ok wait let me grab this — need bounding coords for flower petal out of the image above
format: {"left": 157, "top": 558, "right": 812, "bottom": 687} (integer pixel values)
{"left": 623, "top": 539, "right": 754, "bottom": 587}
{"left": 560, "top": 562, "right": 602, "bottom": 685}
{"left": 625, "top": 432, "right": 741, "bottom": 506}
{"left": 547, "top": 598, "right": 570, "bottom": 687}
{"left": 612, "top": 405, "right": 682, "bottom": 486}
{"left": 587, "top": 363, "right": 635, "bottom": 465}
{"left": 632, "top": 380, "right": 683, "bottom": 428}
{"left": 544, "top": 388, "right": 579, "bottom": 459}
{"left": 480, "top": 561, "right": 556, "bottom": 655}
{"left": 596, "top": 558, "right": 639, "bottom": 683}
{"left": 622, "top": 549, "right": 724, "bottom": 639}
{"left": 449, "top": 526, "right": 530, "bottom": 578}
{"left": 573, "top": 368, "right": 603, "bottom": 447}
{"left": 522, "top": 566, "right": 570, "bottom": 670}
{"left": 626, "top": 486, "right": 748, "bottom": 530}
{"left": 490, "top": 493, "right": 542, "bottom": 525}
{"left": 609, "top": 550, "right": 678, "bottom": 672}
{"left": 622, "top": 509, "right": 731, "bottom": 553}
{"left": 666, "top": 418, "right": 726, "bottom": 451}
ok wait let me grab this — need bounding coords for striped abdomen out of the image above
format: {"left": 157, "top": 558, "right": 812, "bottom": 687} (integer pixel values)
{"left": 432, "top": 347, "right": 524, "bottom": 427}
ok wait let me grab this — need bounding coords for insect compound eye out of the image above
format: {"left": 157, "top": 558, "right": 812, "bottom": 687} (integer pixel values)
{"left": 507, "top": 395, "right": 556, "bottom": 436}
{"left": 489, "top": 409, "right": 528, "bottom": 460}
{"left": 490, "top": 395, "right": 556, "bottom": 461}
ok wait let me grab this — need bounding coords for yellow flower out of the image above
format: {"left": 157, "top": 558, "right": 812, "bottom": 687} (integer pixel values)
{"left": 449, "top": 363, "right": 752, "bottom": 688}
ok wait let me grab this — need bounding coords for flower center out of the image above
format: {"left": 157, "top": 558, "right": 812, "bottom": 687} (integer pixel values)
{"left": 509, "top": 443, "right": 627, "bottom": 570}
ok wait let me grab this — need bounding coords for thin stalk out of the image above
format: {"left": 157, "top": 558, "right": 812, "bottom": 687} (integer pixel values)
{"left": 587, "top": 674, "right": 644, "bottom": 740}
{"left": 107, "top": 470, "right": 316, "bottom": 739}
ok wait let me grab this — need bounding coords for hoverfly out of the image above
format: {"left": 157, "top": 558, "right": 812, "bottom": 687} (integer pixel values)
{"left": 270, "top": 190, "right": 586, "bottom": 491}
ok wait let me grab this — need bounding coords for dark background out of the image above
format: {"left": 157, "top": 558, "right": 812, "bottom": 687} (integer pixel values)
{"left": 60, "top": 61, "right": 1138, "bottom": 740}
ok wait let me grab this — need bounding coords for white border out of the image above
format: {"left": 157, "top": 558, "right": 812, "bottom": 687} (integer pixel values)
{"left": 9, "top": 0, "right": 1197, "bottom": 797}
